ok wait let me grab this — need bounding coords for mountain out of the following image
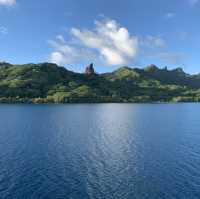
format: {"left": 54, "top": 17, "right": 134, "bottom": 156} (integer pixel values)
{"left": 0, "top": 62, "right": 200, "bottom": 103}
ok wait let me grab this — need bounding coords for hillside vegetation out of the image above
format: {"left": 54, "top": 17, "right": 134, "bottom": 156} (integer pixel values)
{"left": 1, "top": 62, "right": 200, "bottom": 103}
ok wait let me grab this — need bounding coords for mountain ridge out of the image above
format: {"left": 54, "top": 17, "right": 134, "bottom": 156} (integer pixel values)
{"left": 1, "top": 62, "right": 200, "bottom": 103}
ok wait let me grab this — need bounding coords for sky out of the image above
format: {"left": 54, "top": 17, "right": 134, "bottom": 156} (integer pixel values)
{"left": 0, "top": 0, "right": 200, "bottom": 73}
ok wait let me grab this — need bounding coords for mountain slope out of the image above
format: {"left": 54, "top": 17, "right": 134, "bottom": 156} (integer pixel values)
{"left": 0, "top": 62, "right": 200, "bottom": 103}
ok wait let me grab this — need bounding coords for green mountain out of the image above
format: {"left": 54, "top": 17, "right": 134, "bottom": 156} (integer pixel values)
{"left": 1, "top": 62, "right": 200, "bottom": 103}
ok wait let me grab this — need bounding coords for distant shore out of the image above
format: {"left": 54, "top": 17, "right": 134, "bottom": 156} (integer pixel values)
{"left": 1, "top": 62, "right": 200, "bottom": 103}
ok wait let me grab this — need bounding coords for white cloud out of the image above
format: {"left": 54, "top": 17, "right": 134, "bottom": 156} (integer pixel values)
{"left": 48, "top": 37, "right": 97, "bottom": 65}
{"left": 71, "top": 19, "right": 138, "bottom": 65}
{"left": 0, "top": 0, "right": 16, "bottom": 6}
{"left": 49, "top": 18, "right": 139, "bottom": 66}
{"left": 0, "top": 26, "right": 7, "bottom": 34}
{"left": 49, "top": 18, "right": 183, "bottom": 67}
{"left": 50, "top": 52, "right": 65, "bottom": 66}
{"left": 55, "top": 35, "right": 66, "bottom": 43}
{"left": 49, "top": 40, "right": 79, "bottom": 65}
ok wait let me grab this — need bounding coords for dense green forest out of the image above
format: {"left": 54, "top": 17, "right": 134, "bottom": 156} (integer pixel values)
{"left": 1, "top": 62, "right": 200, "bottom": 103}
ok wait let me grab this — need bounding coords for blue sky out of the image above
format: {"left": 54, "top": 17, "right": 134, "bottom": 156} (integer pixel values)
{"left": 0, "top": 0, "right": 200, "bottom": 73}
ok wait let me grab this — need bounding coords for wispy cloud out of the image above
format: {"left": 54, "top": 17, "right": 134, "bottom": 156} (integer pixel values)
{"left": 0, "top": 0, "right": 16, "bottom": 6}
{"left": 48, "top": 37, "right": 97, "bottom": 66}
{"left": 141, "top": 36, "right": 166, "bottom": 48}
{"left": 157, "top": 52, "right": 184, "bottom": 64}
{"left": 188, "top": 0, "right": 199, "bottom": 6}
{"left": 0, "top": 26, "right": 8, "bottom": 34}
{"left": 164, "top": 12, "right": 175, "bottom": 19}
{"left": 49, "top": 18, "right": 139, "bottom": 66}
{"left": 140, "top": 35, "right": 184, "bottom": 65}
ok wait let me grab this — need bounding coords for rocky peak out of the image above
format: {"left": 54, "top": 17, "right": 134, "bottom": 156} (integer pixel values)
{"left": 85, "top": 63, "right": 95, "bottom": 75}
{"left": 174, "top": 67, "right": 184, "bottom": 73}
{"left": 144, "top": 64, "right": 158, "bottom": 72}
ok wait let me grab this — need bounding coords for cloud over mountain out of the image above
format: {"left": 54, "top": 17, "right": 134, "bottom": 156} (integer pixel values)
{"left": 49, "top": 17, "right": 184, "bottom": 67}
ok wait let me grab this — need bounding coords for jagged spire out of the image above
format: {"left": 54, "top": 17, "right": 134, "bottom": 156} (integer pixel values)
{"left": 85, "top": 63, "right": 95, "bottom": 75}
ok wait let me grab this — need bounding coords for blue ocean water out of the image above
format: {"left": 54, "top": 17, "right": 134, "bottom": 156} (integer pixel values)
{"left": 0, "top": 104, "right": 200, "bottom": 199}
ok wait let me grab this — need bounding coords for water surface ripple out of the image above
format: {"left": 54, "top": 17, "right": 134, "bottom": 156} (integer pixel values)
{"left": 0, "top": 104, "right": 200, "bottom": 199}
